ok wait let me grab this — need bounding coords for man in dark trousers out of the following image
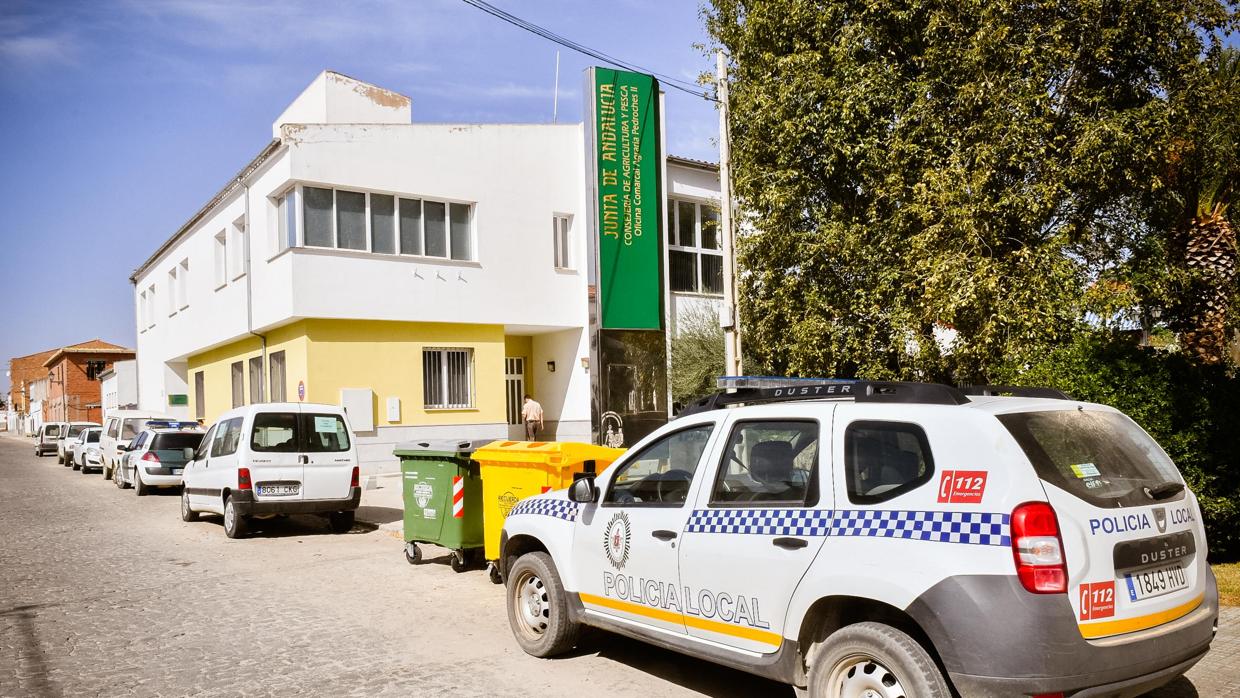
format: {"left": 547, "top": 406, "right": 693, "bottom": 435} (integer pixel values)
{"left": 521, "top": 394, "right": 544, "bottom": 441}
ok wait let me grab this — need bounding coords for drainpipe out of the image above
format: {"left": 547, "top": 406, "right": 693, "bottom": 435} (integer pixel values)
{"left": 242, "top": 182, "right": 268, "bottom": 402}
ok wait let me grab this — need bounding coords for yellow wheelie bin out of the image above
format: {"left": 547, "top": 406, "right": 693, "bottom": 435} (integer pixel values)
{"left": 474, "top": 440, "right": 625, "bottom": 582}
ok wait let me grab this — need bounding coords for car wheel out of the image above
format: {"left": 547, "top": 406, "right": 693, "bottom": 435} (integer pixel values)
{"left": 115, "top": 467, "right": 125, "bottom": 488}
{"left": 223, "top": 495, "right": 246, "bottom": 539}
{"left": 57, "top": 453, "right": 64, "bottom": 464}
{"left": 180, "top": 488, "right": 199, "bottom": 522}
{"left": 806, "top": 622, "right": 949, "bottom": 698}
{"left": 72, "top": 459, "right": 81, "bottom": 471}
{"left": 135, "top": 472, "right": 148, "bottom": 496}
{"left": 328, "top": 511, "right": 355, "bottom": 534}
{"left": 505, "top": 551, "right": 579, "bottom": 657}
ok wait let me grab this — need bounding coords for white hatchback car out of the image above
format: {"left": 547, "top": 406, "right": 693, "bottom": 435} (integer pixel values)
{"left": 58, "top": 422, "right": 99, "bottom": 465}
{"left": 181, "top": 403, "right": 361, "bottom": 538}
{"left": 114, "top": 423, "right": 205, "bottom": 495}
{"left": 71, "top": 427, "right": 103, "bottom": 472}
{"left": 499, "top": 380, "right": 1218, "bottom": 698}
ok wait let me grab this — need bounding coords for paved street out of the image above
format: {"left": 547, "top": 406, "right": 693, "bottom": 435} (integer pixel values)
{"left": 1, "top": 434, "right": 1236, "bottom": 697}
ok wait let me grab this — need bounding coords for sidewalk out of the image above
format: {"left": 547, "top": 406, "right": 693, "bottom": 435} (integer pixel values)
{"left": 357, "top": 472, "right": 404, "bottom": 535}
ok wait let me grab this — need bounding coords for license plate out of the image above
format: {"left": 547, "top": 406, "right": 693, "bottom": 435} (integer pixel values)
{"left": 258, "top": 484, "right": 299, "bottom": 496}
{"left": 171, "top": 469, "right": 182, "bottom": 475}
{"left": 1124, "top": 563, "right": 1189, "bottom": 602}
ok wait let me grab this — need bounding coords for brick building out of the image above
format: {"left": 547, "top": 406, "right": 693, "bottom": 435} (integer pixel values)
{"left": 8, "top": 347, "right": 58, "bottom": 420}
{"left": 20, "top": 340, "right": 135, "bottom": 424}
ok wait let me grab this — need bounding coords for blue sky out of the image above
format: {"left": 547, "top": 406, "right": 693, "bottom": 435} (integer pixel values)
{"left": 0, "top": 0, "right": 719, "bottom": 394}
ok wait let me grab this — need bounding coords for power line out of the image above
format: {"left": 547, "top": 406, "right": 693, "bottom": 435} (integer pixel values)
{"left": 459, "top": 0, "right": 716, "bottom": 101}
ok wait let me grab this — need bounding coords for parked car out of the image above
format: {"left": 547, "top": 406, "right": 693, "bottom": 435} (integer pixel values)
{"left": 35, "top": 422, "right": 65, "bottom": 457}
{"left": 181, "top": 403, "right": 361, "bottom": 538}
{"left": 498, "top": 380, "right": 1218, "bottom": 698}
{"left": 70, "top": 427, "right": 103, "bottom": 471}
{"left": 100, "top": 410, "right": 174, "bottom": 480}
{"left": 77, "top": 427, "right": 105, "bottom": 473}
{"left": 115, "top": 423, "right": 204, "bottom": 495}
{"left": 58, "top": 422, "right": 99, "bottom": 465}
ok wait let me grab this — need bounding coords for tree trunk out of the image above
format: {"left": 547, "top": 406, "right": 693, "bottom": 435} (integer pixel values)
{"left": 1177, "top": 216, "right": 1237, "bottom": 364}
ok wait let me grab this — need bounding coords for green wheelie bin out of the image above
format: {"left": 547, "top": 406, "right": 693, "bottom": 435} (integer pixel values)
{"left": 395, "top": 440, "right": 488, "bottom": 572}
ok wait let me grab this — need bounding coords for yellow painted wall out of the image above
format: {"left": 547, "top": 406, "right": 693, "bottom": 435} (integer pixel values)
{"left": 503, "top": 334, "right": 533, "bottom": 397}
{"left": 186, "top": 322, "right": 309, "bottom": 424}
{"left": 304, "top": 319, "right": 507, "bottom": 426}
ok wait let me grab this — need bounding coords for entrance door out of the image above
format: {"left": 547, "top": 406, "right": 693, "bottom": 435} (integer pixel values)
{"left": 505, "top": 357, "right": 526, "bottom": 440}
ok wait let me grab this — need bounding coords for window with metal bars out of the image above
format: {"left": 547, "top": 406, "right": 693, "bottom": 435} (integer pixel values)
{"left": 423, "top": 348, "right": 474, "bottom": 409}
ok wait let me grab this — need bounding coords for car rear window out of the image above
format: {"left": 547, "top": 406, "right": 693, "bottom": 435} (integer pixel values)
{"left": 301, "top": 413, "right": 351, "bottom": 452}
{"left": 151, "top": 432, "right": 203, "bottom": 463}
{"left": 998, "top": 410, "right": 1184, "bottom": 508}
{"left": 44, "top": 425, "right": 62, "bottom": 437}
{"left": 251, "top": 413, "right": 299, "bottom": 453}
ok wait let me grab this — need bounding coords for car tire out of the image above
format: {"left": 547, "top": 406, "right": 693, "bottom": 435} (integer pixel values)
{"left": 181, "top": 488, "right": 199, "bottom": 522}
{"left": 806, "top": 622, "right": 949, "bottom": 698}
{"left": 505, "top": 551, "right": 579, "bottom": 657}
{"left": 328, "top": 511, "right": 355, "bottom": 534}
{"left": 135, "top": 473, "right": 149, "bottom": 496}
{"left": 72, "top": 459, "right": 81, "bottom": 471}
{"left": 223, "top": 495, "right": 247, "bottom": 539}
{"left": 115, "top": 467, "right": 125, "bottom": 488}
{"left": 57, "top": 453, "right": 64, "bottom": 464}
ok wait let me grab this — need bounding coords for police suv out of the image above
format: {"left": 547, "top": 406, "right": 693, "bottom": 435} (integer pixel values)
{"left": 498, "top": 380, "right": 1218, "bottom": 697}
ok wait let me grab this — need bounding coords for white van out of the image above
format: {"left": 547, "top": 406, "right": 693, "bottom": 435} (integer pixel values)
{"left": 100, "top": 410, "right": 175, "bottom": 480}
{"left": 181, "top": 403, "right": 361, "bottom": 539}
{"left": 35, "top": 422, "right": 66, "bottom": 457}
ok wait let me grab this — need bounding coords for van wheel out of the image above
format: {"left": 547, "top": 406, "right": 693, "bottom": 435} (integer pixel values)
{"left": 57, "top": 453, "right": 64, "bottom": 464}
{"left": 223, "top": 496, "right": 247, "bottom": 539}
{"left": 181, "top": 489, "right": 199, "bottom": 522}
{"left": 806, "top": 622, "right": 948, "bottom": 698}
{"left": 506, "top": 552, "right": 579, "bottom": 657}
{"left": 328, "top": 511, "right": 355, "bottom": 533}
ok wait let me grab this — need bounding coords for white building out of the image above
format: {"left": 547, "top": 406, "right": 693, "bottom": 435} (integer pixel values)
{"left": 131, "top": 70, "right": 721, "bottom": 474}
{"left": 99, "top": 360, "right": 137, "bottom": 422}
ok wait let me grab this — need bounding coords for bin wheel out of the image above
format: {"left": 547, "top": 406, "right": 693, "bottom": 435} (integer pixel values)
{"left": 488, "top": 563, "right": 504, "bottom": 585}
{"left": 405, "top": 542, "right": 422, "bottom": 565}
{"left": 450, "top": 550, "right": 470, "bottom": 573}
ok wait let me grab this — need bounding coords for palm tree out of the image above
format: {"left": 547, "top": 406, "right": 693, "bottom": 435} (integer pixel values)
{"left": 1167, "top": 49, "right": 1240, "bottom": 365}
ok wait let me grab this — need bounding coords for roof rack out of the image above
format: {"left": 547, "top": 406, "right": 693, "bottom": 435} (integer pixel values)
{"left": 960, "top": 385, "right": 1071, "bottom": 400}
{"left": 677, "top": 379, "right": 970, "bottom": 418}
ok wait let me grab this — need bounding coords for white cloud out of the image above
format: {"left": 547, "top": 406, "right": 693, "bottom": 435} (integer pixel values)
{"left": 0, "top": 33, "right": 76, "bottom": 67}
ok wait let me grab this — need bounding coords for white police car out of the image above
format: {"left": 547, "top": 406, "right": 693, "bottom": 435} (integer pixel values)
{"left": 498, "top": 379, "right": 1219, "bottom": 697}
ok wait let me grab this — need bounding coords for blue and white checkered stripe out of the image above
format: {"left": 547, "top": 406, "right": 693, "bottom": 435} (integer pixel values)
{"left": 685, "top": 509, "right": 1010, "bottom": 547}
{"left": 508, "top": 498, "right": 580, "bottom": 522}
{"left": 686, "top": 509, "right": 833, "bottom": 536}
{"left": 830, "top": 509, "right": 1010, "bottom": 547}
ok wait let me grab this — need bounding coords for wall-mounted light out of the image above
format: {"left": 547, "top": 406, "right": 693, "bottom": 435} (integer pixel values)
{"left": 546, "top": 361, "right": 556, "bottom": 373}
{"left": 580, "top": 357, "right": 589, "bottom": 370}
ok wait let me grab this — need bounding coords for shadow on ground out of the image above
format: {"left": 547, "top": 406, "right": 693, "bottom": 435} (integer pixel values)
{"left": 355, "top": 505, "right": 402, "bottom": 525}
{"left": 571, "top": 632, "right": 792, "bottom": 696}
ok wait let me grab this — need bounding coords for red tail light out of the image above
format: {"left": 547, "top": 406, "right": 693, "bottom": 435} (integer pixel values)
{"left": 238, "top": 467, "right": 253, "bottom": 491}
{"left": 1011, "top": 501, "right": 1068, "bottom": 594}
{"left": 350, "top": 466, "right": 360, "bottom": 489}
{"left": 141, "top": 451, "right": 161, "bottom": 463}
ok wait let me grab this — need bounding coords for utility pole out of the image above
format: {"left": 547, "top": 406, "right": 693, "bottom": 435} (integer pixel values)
{"left": 717, "top": 50, "right": 743, "bottom": 376}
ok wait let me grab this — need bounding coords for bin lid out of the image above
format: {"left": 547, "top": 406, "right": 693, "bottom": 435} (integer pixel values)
{"left": 393, "top": 438, "right": 493, "bottom": 458}
{"left": 472, "top": 440, "right": 627, "bottom": 466}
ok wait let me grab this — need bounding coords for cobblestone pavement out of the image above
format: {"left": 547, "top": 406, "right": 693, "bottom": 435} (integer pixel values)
{"left": 1, "top": 435, "right": 1236, "bottom": 697}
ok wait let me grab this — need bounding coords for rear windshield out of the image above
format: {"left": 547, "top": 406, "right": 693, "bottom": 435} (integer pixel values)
{"left": 302, "top": 414, "right": 351, "bottom": 453}
{"left": 44, "top": 425, "right": 62, "bottom": 437}
{"left": 67, "top": 424, "right": 88, "bottom": 438}
{"left": 251, "top": 413, "right": 299, "bottom": 453}
{"left": 998, "top": 410, "right": 1184, "bottom": 507}
{"left": 248, "top": 412, "right": 351, "bottom": 453}
{"left": 152, "top": 432, "right": 204, "bottom": 463}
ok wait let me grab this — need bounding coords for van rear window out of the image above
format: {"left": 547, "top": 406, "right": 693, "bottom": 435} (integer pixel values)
{"left": 252, "top": 413, "right": 299, "bottom": 453}
{"left": 998, "top": 410, "right": 1184, "bottom": 508}
{"left": 302, "top": 414, "right": 351, "bottom": 452}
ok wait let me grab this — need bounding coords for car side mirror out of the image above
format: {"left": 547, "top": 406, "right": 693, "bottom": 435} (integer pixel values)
{"left": 569, "top": 477, "right": 596, "bottom": 504}
{"left": 118, "top": 444, "right": 129, "bottom": 452}
{"left": 183, "top": 447, "right": 195, "bottom": 460}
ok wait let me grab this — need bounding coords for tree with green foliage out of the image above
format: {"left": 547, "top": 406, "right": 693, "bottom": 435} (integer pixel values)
{"left": 671, "top": 303, "right": 726, "bottom": 407}
{"left": 705, "top": 0, "right": 1236, "bottom": 381}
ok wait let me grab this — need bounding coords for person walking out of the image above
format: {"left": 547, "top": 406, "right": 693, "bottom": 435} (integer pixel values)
{"left": 521, "top": 394, "right": 544, "bottom": 441}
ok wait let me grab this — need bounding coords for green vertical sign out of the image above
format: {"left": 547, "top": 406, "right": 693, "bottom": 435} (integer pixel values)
{"left": 593, "top": 68, "right": 662, "bottom": 330}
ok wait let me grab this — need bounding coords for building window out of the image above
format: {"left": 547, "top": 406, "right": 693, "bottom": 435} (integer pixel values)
{"left": 167, "top": 268, "right": 178, "bottom": 316}
{"left": 296, "top": 185, "right": 474, "bottom": 261}
{"left": 423, "top": 348, "right": 474, "bottom": 409}
{"left": 553, "top": 215, "right": 572, "bottom": 269}
{"left": 147, "top": 284, "right": 156, "bottom": 328}
{"left": 276, "top": 188, "right": 297, "bottom": 253}
{"left": 139, "top": 290, "right": 147, "bottom": 332}
{"left": 371, "top": 194, "right": 396, "bottom": 254}
{"left": 230, "top": 361, "right": 244, "bottom": 408}
{"left": 248, "top": 356, "right": 264, "bottom": 404}
{"left": 268, "top": 351, "right": 287, "bottom": 402}
{"left": 178, "top": 259, "right": 189, "bottom": 309}
{"left": 214, "top": 230, "right": 227, "bottom": 287}
{"left": 668, "top": 198, "right": 723, "bottom": 295}
{"left": 194, "top": 371, "right": 205, "bottom": 420}
{"left": 230, "top": 216, "right": 247, "bottom": 280}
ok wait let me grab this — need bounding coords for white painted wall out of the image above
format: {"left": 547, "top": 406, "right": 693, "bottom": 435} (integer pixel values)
{"left": 272, "top": 71, "right": 411, "bottom": 138}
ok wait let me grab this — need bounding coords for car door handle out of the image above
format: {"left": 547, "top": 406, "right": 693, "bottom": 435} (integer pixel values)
{"left": 298, "top": 455, "right": 309, "bottom": 465}
{"left": 773, "top": 537, "right": 809, "bottom": 550}
{"left": 651, "top": 530, "right": 678, "bottom": 541}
